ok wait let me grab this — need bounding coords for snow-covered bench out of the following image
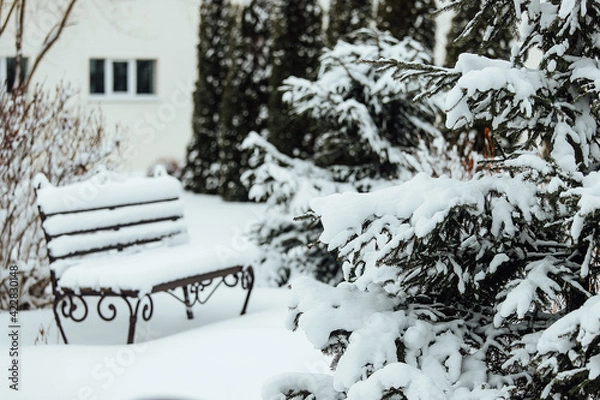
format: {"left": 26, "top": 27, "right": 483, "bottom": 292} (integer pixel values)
{"left": 35, "top": 168, "right": 254, "bottom": 344}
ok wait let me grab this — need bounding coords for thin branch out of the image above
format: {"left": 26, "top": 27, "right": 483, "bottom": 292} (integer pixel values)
{"left": 14, "top": 0, "right": 24, "bottom": 92}
{"left": 0, "top": 0, "right": 17, "bottom": 37}
{"left": 23, "top": 0, "right": 78, "bottom": 89}
{"left": 362, "top": 58, "right": 459, "bottom": 101}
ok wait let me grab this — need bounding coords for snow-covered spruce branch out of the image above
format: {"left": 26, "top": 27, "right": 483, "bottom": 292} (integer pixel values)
{"left": 533, "top": 295, "right": 600, "bottom": 399}
{"left": 281, "top": 277, "right": 515, "bottom": 399}
{"left": 241, "top": 131, "right": 361, "bottom": 214}
{"left": 278, "top": 170, "right": 595, "bottom": 399}
{"left": 280, "top": 29, "right": 441, "bottom": 175}
{"left": 242, "top": 130, "right": 467, "bottom": 286}
{"left": 380, "top": 48, "right": 600, "bottom": 175}
{"left": 243, "top": 30, "right": 471, "bottom": 288}
{"left": 264, "top": 2, "right": 600, "bottom": 399}
{"left": 363, "top": 59, "right": 460, "bottom": 101}
{"left": 241, "top": 132, "right": 357, "bottom": 285}
{"left": 309, "top": 172, "right": 580, "bottom": 307}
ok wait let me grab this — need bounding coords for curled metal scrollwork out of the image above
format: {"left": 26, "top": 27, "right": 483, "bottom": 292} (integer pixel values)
{"left": 188, "top": 278, "right": 223, "bottom": 305}
{"left": 135, "top": 294, "right": 154, "bottom": 322}
{"left": 95, "top": 293, "right": 154, "bottom": 324}
{"left": 59, "top": 293, "right": 89, "bottom": 322}
{"left": 223, "top": 273, "right": 241, "bottom": 288}
{"left": 167, "top": 269, "right": 249, "bottom": 308}
{"left": 241, "top": 267, "right": 254, "bottom": 290}
{"left": 197, "top": 278, "right": 214, "bottom": 291}
{"left": 97, "top": 295, "right": 125, "bottom": 322}
{"left": 52, "top": 266, "right": 255, "bottom": 344}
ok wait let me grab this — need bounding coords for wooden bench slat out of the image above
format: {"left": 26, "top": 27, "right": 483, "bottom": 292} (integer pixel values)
{"left": 50, "top": 232, "right": 188, "bottom": 262}
{"left": 40, "top": 197, "right": 181, "bottom": 218}
{"left": 42, "top": 199, "right": 184, "bottom": 236}
{"left": 37, "top": 174, "right": 182, "bottom": 215}
{"left": 45, "top": 215, "right": 183, "bottom": 239}
{"left": 47, "top": 219, "right": 188, "bottom": 259}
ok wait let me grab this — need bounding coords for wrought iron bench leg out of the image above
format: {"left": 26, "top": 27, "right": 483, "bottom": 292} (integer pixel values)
{"left": 53, "top": 296, "right": 69, "bottom": 344}
{"left": 127, "top": 315, "right": 138, "bottom": 344}
{"left": 240, "top": 267, "right": 255, "bottom": 315}
{"left": 51, "top": 272, "right": 71, "bottom": 344}
{"left": 182, "top": 286, "right": 194, "bottom": 319}
{"left": 126, "top": 295, "right": 154, "bottom": 344}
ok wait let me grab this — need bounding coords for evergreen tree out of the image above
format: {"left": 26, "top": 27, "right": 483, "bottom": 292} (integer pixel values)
{"left": 326, "top": 0, "right": 373, "bottom": 47}
{"left": 263, "top": 1, "right": 600, "bottom": 399}
{"left": 444, "top": 0, "right": 515, "bottom": 67}
{"left": 443, "top": 0, "right": 516, "bottom": 160}
{"left": 218, "top": 0, "right": 272, "bottom": 201}
{"left": 283, "top": 28, "right": 438, "bottom": 177}
{"left": 267, "top": 0, "right": 323, "bottom": 157}
{"left": 242, "top": 133, "right": 355, "bottom": 286}
{"left": 182, "top": 0, "right": 234, "bottom": 194}
{"left": 243, "top": 29, "right": 465, "bottom": 288}
{"left": 375, "top": 0, "right": 437, "bottom": 52}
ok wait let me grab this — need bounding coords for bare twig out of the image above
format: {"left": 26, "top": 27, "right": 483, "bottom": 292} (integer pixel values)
{"left": 0, "top": 84, "right": 118, "bottom": 309}
{"left": 14, "top": 0, "right": 24, "bottom": 92}
{"left": 0, "top": 0, "right": 17, "bottom": 37}
{"left": 23, "top": 0, "right": 78, "bottom": 89}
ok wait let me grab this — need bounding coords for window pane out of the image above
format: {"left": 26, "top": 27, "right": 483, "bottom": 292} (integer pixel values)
{"left": 6, "top": 57, "right": 28, "bottom": 92}
{"left": 136, "top": 60, "right": 155, "bottom": 94}
{"left": 89, "top": 59, "right": 105, "bottom": 94}
{"left": 113, "top": 61, "right": 128, "bottom": 92}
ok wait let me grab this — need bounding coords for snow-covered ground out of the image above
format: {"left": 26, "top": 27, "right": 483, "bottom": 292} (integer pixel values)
{"left": 0, "top": 193, "right": 328, "bottom": 400}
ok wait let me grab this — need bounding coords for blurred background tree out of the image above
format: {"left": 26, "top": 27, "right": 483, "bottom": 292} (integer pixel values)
{"left": 182, "top": 0, "right": 235, "bottom": 194}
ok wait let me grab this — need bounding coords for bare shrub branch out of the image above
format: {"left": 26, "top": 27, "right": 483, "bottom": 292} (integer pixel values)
{"left": 0, "top": 84, "right": 120, "bottom": 310}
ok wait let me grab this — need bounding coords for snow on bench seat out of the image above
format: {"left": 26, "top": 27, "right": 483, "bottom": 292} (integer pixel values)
{"left": 36, "top": 170, "right": 189, "bottom": 262}
{"left": 35, "top": 168, "right": 256, "bottom": 344}
{"left": 46, "top": 219, "right": 188, "bottom": 260}
{"left": 54, "top": 244, "right": 256, "bottom": 295}
{"left": 36, "top": 172, "right": 181, "bottom": 215}
{"left": 41, "top": 200, "right": 186, "bottom": 237}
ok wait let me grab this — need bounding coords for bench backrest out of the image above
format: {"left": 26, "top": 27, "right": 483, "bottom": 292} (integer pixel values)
{"left": 35, "top": 169, "right": 189, "bottom": 265}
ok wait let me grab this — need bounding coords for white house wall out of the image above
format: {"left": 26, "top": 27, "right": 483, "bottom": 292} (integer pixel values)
{"left": 0, "top": 0, "right": 200, "bottom": 170}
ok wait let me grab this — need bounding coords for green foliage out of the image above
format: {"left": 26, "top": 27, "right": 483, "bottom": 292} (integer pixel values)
{"left": 267, "top": 0, "right": 324, "bottom": 157}
{"left": 244, "top": 28, "right": 466, "bottom": 288}
{"left": 375, "top": 0, "right": 437, "bottom": 52}
{"left": 535, "top": 320, "right": 600, "bottom": 400}
{"left": 263, "top": 1, "right": 600, "bottom": 399}
{"left": 444, "top": 0, "right": 515, "bottom": 67}
{"left": 326, "top": 0, "right": 373, "bottom": 47}
{"left": 218, "top": 0, "right": 272, "bottom": 201}
{"left": 241, "top": 133, "right": 352, "bottom": 286}
{"left": 248, "top": 213, "right": 342, "bottom": 286}
{"left": 282, "top": 29, "right": 440, "bottom": 178}
{"left": 183, "top": 0, "right": 235, "bottom": 194}
{"left": 442, "top": 0, "right": 515, "bottom": 159}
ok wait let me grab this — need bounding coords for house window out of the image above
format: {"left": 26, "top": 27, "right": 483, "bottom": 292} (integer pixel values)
{"left": 0, "top": 57, "right": 28, "bottom": 92}
{"left": 89, "top": 59, "right": 105, "bottom": 94}
{"left": 90, "top": 58, "right": 156, "bottom": 97}
{"left": 112, "top": 61, "right": 128, "bottom": 92}
{"left": 136, "top": 60, "right": 155, "bottom": 94}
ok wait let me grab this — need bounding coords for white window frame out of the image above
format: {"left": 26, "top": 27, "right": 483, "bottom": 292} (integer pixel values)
{"left": 89, "top": 58, "right": 158, "bottom": 101}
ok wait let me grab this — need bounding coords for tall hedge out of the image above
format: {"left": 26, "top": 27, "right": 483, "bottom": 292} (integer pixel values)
{"left": 182, "top": 0, "right": 235, "bottom": 194}
{"left": 267, "top": 0, "right": 324, "bottom": 157}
